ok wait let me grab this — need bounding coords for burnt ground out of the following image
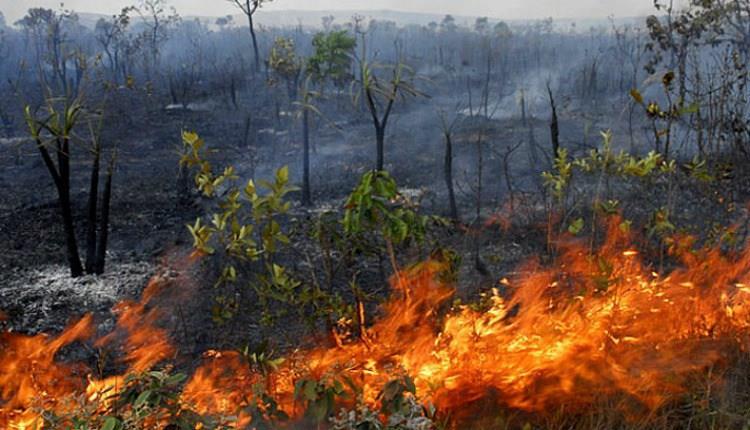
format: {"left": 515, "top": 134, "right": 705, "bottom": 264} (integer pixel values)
{"left": 2, "top": 84, "right": 750, "bottom": 362}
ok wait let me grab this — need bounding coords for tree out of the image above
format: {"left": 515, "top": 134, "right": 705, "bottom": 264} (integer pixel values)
{"left": 642, "top": 0, "right": 746, "bottom": 157}
{"left": 296, "top": 82, "right": 319, "bottom": 207}
{"left": 494, "top": 21, "right": 512, "bottom": 38}
{"left": 322, "top": 15, "right": 335, "bottom": 31}
{"left": 228, "top": 0, "right": 273, "bottom": 73}
{"left": 24, "top": 97, "right": 117, "bottom": 277}
{"left": 95, "top": 7, "right": 135, "bottom": 84}
{"left": 357, "top": 60, "right": 425, "bottom": 171}
{"left": 438, "top": 106, "right": 462, "bottom": 221}
{"left": 474, "top": 17, "right": 490, "bottom": 35}
{"left": 215, "top": 15, "right": 233, "bottom": 30}
{"left": 307, "top": 30, "right": 357, "bottom": 89}
{"left": 137, "top": 0, "right": 179, "bottom": 71}
{"left": 269, "top": 37, "right": 302, "bottom": 100}
{"left": 269, "top": 37, "right": 324, "bottom": 206}
{"left": 16, "top": 7, "right": 77, "bottom": 93}
{"left": 440, "top": 14, "right": 457, "bottom": 33}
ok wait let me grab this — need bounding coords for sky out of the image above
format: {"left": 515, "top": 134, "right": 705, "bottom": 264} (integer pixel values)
{"left": 1, "top": 0, "right": 671, "bottom": 24}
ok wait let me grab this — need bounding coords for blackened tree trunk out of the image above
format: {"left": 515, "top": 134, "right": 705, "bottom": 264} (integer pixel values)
{"left": 547, "top": 84, "right": 560, "bottom": 158}
{"left": 95, "top": 155, "right": 115, "bottom": 275}
{"left": 302, "top": 108, "right": 311, "bottom": 206}
{"left": 85, "top": 144, "right": 100, "bottom": 274}
{"left": 376, "top": 126, "right": 385, "bottom": 171}
{"left": 444, "top": 131, "right": 458, "bottom": 221}
{"left": 242, "top": 114, "right": 252, "bottom": 148}
{"left": 247, "top": 11, "right": 260, "bottom": 73}
{"left": 58, "top": 138, "right": 84, "bottom": 277}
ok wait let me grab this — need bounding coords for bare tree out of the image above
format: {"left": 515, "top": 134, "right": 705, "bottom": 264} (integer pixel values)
{"left": 358, "top": 60, "right": 425, "bottom": 171}
{"left": 137, "top": 0, "right": 179, "bottom": 73}
{"left": 15, "top": 7, "right": 77, "bottom": 93}
{"left": 95, "top": 7, "right": 135, "bottom": 84}
{"left": 438, "top": 105, "right": 462, "bottom": 221}
{"left": 227, "top": 0, "right": 273, "bottom": 73}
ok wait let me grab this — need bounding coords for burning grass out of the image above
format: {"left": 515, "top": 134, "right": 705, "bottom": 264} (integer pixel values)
{"left": 3, "top": 219, "right": 750, "bottom": 429}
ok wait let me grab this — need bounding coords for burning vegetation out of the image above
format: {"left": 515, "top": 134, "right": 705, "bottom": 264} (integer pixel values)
{"left": 4, "top": 215, "right": 750, "bottom": 429}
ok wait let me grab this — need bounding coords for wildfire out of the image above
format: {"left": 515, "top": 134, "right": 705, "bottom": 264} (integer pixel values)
{"left": 3, "top": 220, "right": 750, "bottom": 428}
{"left": 0, "top": 276, "right": 174, "bottom": 429}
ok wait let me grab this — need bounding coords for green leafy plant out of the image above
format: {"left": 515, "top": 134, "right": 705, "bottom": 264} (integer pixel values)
{"left": 308, "top": 30, "right": 357, "bottom": 88}
{"left": 542, "top": 148, "right": 573, "bottom": 202}
{"left": 344, "top": 170, "right": 434, "bottom": 277}
{"left": 180, "top": 131, "right": 298, "bottom": 324}
{"left": 294, "top": 375, "right": 350, "bottom": 424}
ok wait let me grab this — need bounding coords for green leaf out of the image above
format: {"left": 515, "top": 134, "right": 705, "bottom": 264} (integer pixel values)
{"left": 164, "top": 373, "right": 187, "bottom": 386}
{"left": 134, "top": 390, "right": 152, "bottom": 408}
{"left": 568, "top": 218, "right": 585, "bottom": 236}
{"left": 304, "top": 381, "right": 318, "bottom": 401}
{"left": 276, "top": 165, "right": 290, "bottom": 185}
{"left": 101, "top": 417, "right": 121, "bottom": 430}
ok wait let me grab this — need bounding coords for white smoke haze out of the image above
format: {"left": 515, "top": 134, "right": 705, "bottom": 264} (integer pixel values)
{"left": 1, "top": 0, "right": 689, "bottom": 24}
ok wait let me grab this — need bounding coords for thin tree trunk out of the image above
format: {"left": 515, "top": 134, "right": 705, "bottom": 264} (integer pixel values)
{"left": 248, "top": 13, "right": 260, "bottom": 73}
{"left": 483, "top": 42, "right": 492, "bottom": 118}
{"left": 58, "top": 138, "right": 84, "bottom": 277}
{"left": 444, "top": 131, "right": 458, "bottom": 221}
{"left": 547, "top": 84, "right": 560, "bottom": 158}
{"left": 242, "top": 114, "right": 252, "bottom": 148}
{"left": 85, "top": 143, "right": 100, "bottom": 274}
{"left": 376, "top": 126, "right": 385, "bottom": 171}
{"left": 95, "top": 154, "right": 115, "bottom": 275}
{"left": 302, "top": 108, "right": 311, "bottom": 206}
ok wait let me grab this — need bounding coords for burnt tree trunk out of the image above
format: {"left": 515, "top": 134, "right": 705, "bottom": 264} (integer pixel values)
{"left": 247, "top": 10, "right": 260, "bottom": 74}
{"left": 85, "top": 144, "right": 100, "bottom": 274}
{"left": 364, "top": 82, "right": 395, "bottom": 172}
{"left": 302, "top": 108, "right": 311, "bottom": 206}
{"left": 547, "top": 84, "right": 560, "bottom": 158}
{"left": 376, "top": 126, "right": 385, "bottom": 172}
{"left": 58, "top": 137, "right": 84, "bottom": 278}
{"left": 242, "top": 114, "right": 252, "bottom": 148}
{"left": 444, "top": 130, "right": 458, "bottom": 221}
{"left": 95, "top": 155, "right": 115, "bottom": 275}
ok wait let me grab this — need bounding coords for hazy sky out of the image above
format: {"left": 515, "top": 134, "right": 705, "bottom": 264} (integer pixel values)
{"left": 1, "top": 0, "right": 667, "bottom": 23}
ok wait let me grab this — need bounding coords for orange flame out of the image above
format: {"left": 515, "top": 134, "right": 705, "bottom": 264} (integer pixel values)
{"left": 0, "top": 316, "right": 93, "bottom": 429}
{"left": 4, "top": 222, "right": 750, "bottom": 427}
{"left": 190, "top": 220, "right": 750, "bottom": 422}
{"left": 0, "top": 273, "right": 176, "bottom": 428}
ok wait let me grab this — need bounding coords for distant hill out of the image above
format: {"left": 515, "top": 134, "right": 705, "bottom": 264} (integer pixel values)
{"left": 74, "top": 9, "right": 646, "bottom": 31}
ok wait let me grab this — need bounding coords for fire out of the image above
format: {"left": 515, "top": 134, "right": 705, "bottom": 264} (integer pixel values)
{"left": 0, "top": 275, "right": 175, "bottom": 429}
{"left": 3, "top": 220, "right": 750, "bottom": 427}
{"left": 258, "top": 220, "right": 750, "bottom": 418}
{"left": 0, "top": 316, "right": 93, "bottom": 429}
